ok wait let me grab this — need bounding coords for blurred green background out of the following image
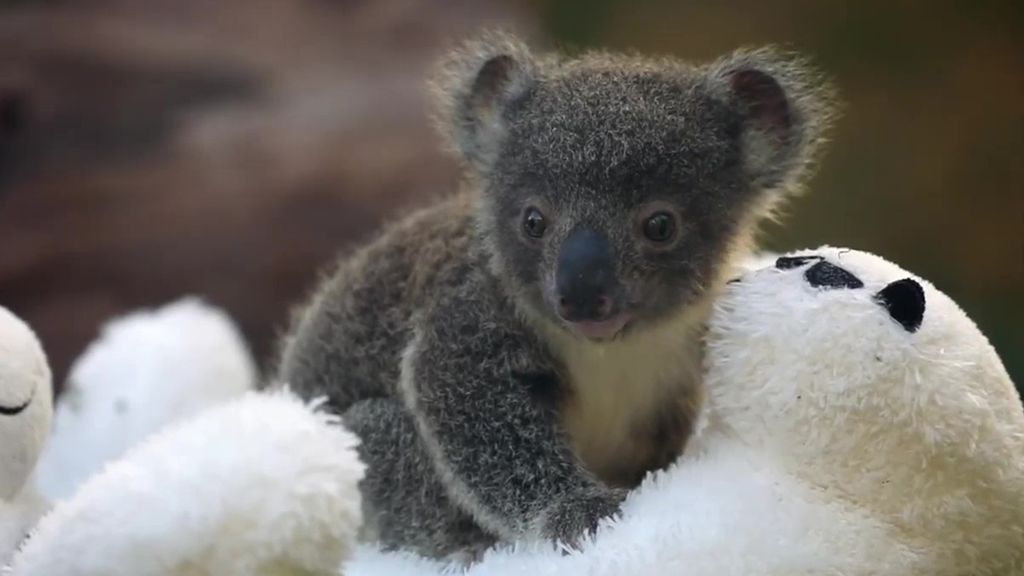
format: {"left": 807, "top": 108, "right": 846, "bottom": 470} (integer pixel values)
{"left": 0, "top": 0, "right": 1020, "bottom": 393}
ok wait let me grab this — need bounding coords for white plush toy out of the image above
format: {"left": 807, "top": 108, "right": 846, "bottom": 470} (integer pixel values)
{"left": 3, "top": 299, "right": 366, "bottom": 576}
{"left": 23, "top": 250, "right": 1024, "bottom": 576}
{"left": 695, "top": 246, "right": 1024, "bottom": 574}
{"left": 346, "top": 247, "right": 1023, "bottom": 576}
{"left": 0, "top": 307, "right": 53, "bottom": 564}
{"left": 9, "top": 390, "right": 365, "bottom": 576}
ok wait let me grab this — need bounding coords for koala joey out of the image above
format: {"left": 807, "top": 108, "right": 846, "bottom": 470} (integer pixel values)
{"left": 275, "top": 32, "right": 835, "bottom": 558}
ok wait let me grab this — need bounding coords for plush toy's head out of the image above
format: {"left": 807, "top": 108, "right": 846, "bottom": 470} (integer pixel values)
{"left": 0, "top": 307, "right": 52, "bottom": 501}
{"left": 704, "top": 247, "right": 1024, "bottom": 571}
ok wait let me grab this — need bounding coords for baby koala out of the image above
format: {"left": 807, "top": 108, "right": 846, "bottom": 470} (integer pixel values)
{"left": 276, "top": 32, "right": 834, "bottom": 557}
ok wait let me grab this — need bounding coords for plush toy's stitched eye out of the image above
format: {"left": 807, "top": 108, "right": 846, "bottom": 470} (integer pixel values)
{"left": 522, "top": 207, "right": 547, "bottom": 239}
{"left": 775, "top": 255, "right": 822, "bottom": 270}
{"left": 804, "top": 261, "right": 864, "bottom": 289}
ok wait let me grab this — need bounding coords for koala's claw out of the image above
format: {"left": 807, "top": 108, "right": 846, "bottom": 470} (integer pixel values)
{"left": 540, "top": 488, "right": 626, "bottom": 550}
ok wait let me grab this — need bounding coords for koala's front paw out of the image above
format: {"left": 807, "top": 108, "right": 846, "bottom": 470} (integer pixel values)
{"left": 540, "top": 487, "right": 626, "bottom": 550}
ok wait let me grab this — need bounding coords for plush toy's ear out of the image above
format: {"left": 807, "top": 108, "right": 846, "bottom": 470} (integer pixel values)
{"left": 704, "top": 48, "right": 836, "bottom": 195}
{"left": 875, "top": 278, "right": 926, "bottom": 333}
{"left": 430, "top": 31, "right": 538, "bottom": 172}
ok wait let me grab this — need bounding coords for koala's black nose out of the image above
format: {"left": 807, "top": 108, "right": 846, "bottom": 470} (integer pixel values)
{"left": 555, "top": 229, "right": 617, "bottom": 322}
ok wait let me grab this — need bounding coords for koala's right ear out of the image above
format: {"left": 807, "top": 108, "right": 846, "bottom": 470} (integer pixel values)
{"left": 430, "top": 32, "right": 538, "bottom": 172}
{"left": 703, "top": 48, "right": 837, "bottom": 198}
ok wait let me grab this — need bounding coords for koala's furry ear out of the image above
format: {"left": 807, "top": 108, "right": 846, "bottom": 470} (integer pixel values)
{"left": 430, "top": 32, "right": 538, "bottom": 171}
{"left": 704, "top": 48, "right": 837, "bottom": 195}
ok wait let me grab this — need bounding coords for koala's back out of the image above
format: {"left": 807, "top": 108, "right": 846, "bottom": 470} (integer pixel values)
{"left": 277, "top": 193, "right": 474, "bottom": 409}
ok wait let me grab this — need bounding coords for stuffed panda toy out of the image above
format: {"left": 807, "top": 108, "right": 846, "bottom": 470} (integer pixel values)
{"left": 695, "top": 246, "right": 1024, "bottom": 575}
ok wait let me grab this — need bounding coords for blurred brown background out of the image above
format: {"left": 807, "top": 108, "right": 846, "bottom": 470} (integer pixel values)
{"left": 0, "top": 0, "right": 1020, "bottom": 393}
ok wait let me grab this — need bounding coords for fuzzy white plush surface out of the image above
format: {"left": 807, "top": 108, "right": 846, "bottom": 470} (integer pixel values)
{"left": 9, "top": 390, "right": 365, "bottom": 576}
{"left": 349, "top": 441, "right": 914, "bottom": 576}
{"left": 34, "top": 298, "right": 257, "bottom": 500}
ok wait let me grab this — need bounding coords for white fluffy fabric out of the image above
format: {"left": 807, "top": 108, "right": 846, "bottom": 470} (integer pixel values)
{"left": 699, "top": 246, "right": 1024, "bottom": 575}
{"left": 34, "top": 298, "right": 257, "bottom": 500}
{"left": 9, "top": 391, "right": 365, "bottom": 576}
{"left": 349, "top": 441, "right": 913, "bottom": 576}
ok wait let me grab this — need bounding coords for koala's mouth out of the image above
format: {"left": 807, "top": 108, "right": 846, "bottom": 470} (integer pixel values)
{"left": 565, "top": 312, "right": 633, "bottom": 341}
{"left": 0, "top": 389, "right": 33, "bottom": 416}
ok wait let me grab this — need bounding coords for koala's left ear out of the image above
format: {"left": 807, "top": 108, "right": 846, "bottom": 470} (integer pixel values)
{"left": 704, "top": 48, "right": 837, "bottom": 195}
{"left": 430, "top": 31, "right": 538, "bottom": 172}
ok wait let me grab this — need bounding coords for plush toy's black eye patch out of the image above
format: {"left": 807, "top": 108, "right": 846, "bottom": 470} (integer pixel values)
{"left": 804, "top": 261, "right": 864, "bottom": 290}
{"left": 874, "top": 278, "right": 926, "bottom": 333}
{"left": 775, "top": 255, "right": 823, "bottom": 270}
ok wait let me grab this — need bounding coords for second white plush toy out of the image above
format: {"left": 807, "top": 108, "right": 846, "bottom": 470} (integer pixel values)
{"left": 5, "top": 299, "right": 366, "bottom": 576}
{"left": 9, "top": 391, "right": 365, "bottom": 576}
{"left": 0, "top": 307, "right": 53, "bottom": 564}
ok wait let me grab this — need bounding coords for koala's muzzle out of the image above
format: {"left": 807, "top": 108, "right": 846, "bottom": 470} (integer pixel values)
{"left": 555, "top": 229, "right": 620, "bottom": 323}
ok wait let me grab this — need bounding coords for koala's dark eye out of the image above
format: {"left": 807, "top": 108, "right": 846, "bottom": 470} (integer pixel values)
{"left": 775, "top": 255, "right": 822, "bottom": 269}
{"left": 642, "top": 212, "right": 676, "bottom": 243}
{"left": 804, "top": 261, "right": 864, "bottom": 290}
{"left": 522, "top": 207, "right": 547, "bottom": 239}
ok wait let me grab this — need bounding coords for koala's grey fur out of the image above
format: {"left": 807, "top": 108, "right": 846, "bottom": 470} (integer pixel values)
{"left": 274, "top": 31, "right": 835, "bottom": 559}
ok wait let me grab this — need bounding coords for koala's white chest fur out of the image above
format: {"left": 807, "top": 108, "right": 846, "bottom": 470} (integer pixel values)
{"left": 543, "top": 307, "right": 706, "bottom": 485}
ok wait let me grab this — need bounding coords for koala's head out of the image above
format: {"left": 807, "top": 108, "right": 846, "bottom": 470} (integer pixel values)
{"left": 433, "top": 32, "right": 835, "bottom": 340}
{"left": 704, "top": 247, "right": 1024, "bottom": 522}
{"left": 0, "top": 306, "right": 52, "bottom": 500}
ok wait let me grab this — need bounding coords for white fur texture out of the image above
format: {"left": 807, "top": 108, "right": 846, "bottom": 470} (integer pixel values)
{"left": 34, "top": 298, "right": 256, "bottom": 500}
{"left": 700, "top": 246, "right": 1024, "bottom": 575}
{"left": 9, "top": 391, "right": 365, "bottom": 576}
{"left": 350, "top": 440, "right": 914, "bottom": 576}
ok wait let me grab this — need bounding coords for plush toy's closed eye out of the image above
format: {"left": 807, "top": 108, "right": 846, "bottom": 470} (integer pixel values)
{"left": 0, "top": 388, "right": 33, "bottom": 416}
{"left": 874, "top": 278, "right": 926, "bottom": 333}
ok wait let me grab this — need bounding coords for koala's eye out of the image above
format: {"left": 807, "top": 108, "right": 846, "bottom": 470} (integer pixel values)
{"left": 642, "top": 212, "right": 677, "bottom": 243}
{"left": 522, "top": 207, "right": 547, "bottom": 239}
